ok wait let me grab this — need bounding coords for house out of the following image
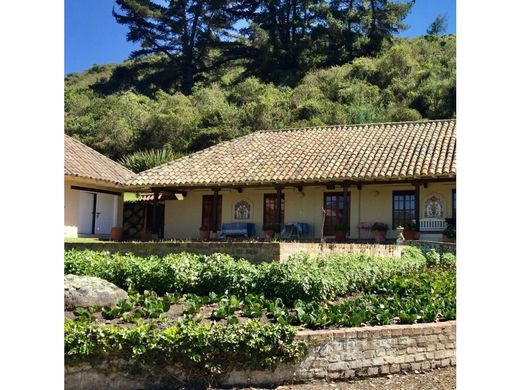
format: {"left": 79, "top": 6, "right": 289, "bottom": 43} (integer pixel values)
{"left": 126, "top": 119, "right": 456, "bottom": 242}
{"left": 64, "top": 135, "right": 134, "bottom": 238}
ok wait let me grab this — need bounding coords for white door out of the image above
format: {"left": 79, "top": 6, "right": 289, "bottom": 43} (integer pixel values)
{"left": 95, "top": 193, "right": 117, "bottom": 235}
{"left": 78, "top": 192, "right": 95, "bottom": 234}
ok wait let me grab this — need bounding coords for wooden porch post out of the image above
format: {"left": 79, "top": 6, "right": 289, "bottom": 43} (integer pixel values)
{"left": 152, "top": 190, "right": 159, "bottom": 235}
{"left": 342, "top": 181, "right": 350, "bottom": 225}
{"left": 211, "top": 188, "right": 219, "bottom": 233}
{"left": 275, "top": 186, "right": 283, "bottom": 226}
{"left": 414, "top": 182, "right": 420, "bottom": 232}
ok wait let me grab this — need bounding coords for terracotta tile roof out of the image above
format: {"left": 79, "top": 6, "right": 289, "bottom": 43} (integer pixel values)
{"left": 64, "top": 135, "right": 134, "bottom": 185}
{"left": 127, "top": 119, "right": 456, "bottom": 189}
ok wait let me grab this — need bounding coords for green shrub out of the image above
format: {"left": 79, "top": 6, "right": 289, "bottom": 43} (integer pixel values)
{"left": 197, "top": 253, "right": 258, "bottom": 296}
{"left": 424, "top": 248, "right": 441, "bottom": 266}
{"left": 65, "top": 319, "right": 307, "bottom": 379}
{"left": 256, "top": 251, "right": 427, "bottom": 303}
{"left": 441, "top": 252, "right": 456, "bottom": 267}
{"left": 65, "top": 248, "right": 429, "bottom": 302}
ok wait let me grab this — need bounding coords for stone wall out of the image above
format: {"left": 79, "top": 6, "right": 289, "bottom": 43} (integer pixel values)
{"left": 64, "top": 242, "right": 403, "bottom": 263}
{"left": 65, "top": 321, "right": 456, "bottom": 389}
{"left": 406, "top": 240, "right": 456, "bottom": 255}
{"left": 279, "top": 242, "right": 403, "bottom": 261}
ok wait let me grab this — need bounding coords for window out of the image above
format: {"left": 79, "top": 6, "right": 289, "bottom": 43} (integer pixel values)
{"left": 263, "top": 194, "right": 284, "bottom": 225}
{"left": 392, "top": 191, "right": 415, "bottom": 229}
{"left": 202, "top": 195, "right": 222, "bottom": 230}
{"left": 323, "top": 192, "right": 350, "bottom": 235}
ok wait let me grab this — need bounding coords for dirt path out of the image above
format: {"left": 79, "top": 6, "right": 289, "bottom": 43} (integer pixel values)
{"left": 226, "top": 367, "right": 455, "bottom": 390}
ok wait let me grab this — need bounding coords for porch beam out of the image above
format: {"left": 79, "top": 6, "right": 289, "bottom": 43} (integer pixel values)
{"left": 211, "top": 188, "right": 219, "bottom": 233}
{"left": 150, "top": 177, "right": 455, "bottom": 192}
{"left": 414, "top": 182, "right": 420, "bottom": 232}
{"left": 152, "top": 189, "right": 159, "bottom": 235}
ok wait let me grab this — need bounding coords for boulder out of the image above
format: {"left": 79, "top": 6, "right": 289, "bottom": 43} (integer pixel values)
{"left": 64, "top": 274, "right": 128, "bottom": 310}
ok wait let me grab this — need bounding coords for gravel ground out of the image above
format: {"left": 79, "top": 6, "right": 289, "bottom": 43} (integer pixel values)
{"left": 223, "top": 367, "right": 455, "bottom": 390}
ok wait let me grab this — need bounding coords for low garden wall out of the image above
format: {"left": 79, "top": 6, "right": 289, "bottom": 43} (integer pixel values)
{"left": 279, "top": 242, "right": 402, "bottom": 261}
{"left": 65, "top": 321, "right": 455, "bottom": 389}
{"left": 406, "top": 240, "right": 456, "bottom": 255}
{"left": 64, "top": 242, "right": 402, "bottom": 263}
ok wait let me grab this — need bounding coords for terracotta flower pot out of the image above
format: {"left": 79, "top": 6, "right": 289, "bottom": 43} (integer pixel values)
{"left": 111, "top": 227, "right": 123, "bottom": 242}
{"left": 373, "top": 230, "right": 387, "bottom": 243}
{"left": 403, "top": 229, "right": 416, "bottom": 241}
{"left": 335, "top": 230, "right": 347, "bottom": 242}
{"left": 199, "top": 229, "right": 211, "bottom": 241}
{"left": 139, "top": 229, "right": 153, "bottom": 242}
{"left": 264, "top": 230, "right": 274, "bottom": 240}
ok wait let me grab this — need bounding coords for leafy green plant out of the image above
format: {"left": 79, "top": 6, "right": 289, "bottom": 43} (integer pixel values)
{"left": 443, "top": 225, "right": 456, "bottom": 239}
{"left": 441, "top": 252, "right": 456, "bottom": 267}
{"left": 371, "top": 222, "right": 389, "bottom": 232}
{"left": 424, "top": 249, "right": 441, "bottom": 266}
{"left": 242, "top": 293, "right": 265, "bottom": 318}
{"left": 73, "top": 307, "right": 98, "bottom": 322}
{"left": 211, "top": 296, "right": 241, "bottom": 320}
{"left": 65, "top": 319, "right": 308, "bottom": 380}
{"left": 118, "top": 147, "right": 180, "bottom": 173}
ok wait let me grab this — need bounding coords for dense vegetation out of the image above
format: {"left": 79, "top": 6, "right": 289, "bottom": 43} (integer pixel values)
{"left": 64, "top": 247, "right": 432, "bottom": 301}
{"left": 65, "top": 1, "right": 455, "bottom": 170}
{"left": 65, "top": 248, "right": 455, "bottom": 379}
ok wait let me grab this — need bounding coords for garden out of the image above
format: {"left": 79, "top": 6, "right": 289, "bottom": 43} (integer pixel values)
{"left": 64, "top": 247, "right": 455, "bottom": 383}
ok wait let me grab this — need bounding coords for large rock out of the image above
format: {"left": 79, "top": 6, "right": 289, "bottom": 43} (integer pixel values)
{"left": 64, "top": 274, "right": 128, "bottom": 310}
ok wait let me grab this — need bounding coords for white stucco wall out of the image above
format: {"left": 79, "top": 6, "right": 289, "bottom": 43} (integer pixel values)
{"left": 64, "top": 177, "right": 125, "bottom": 238}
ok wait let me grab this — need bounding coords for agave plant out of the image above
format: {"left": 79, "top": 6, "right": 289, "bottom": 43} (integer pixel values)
{"left": 118, "top": 147, "right": 180, "bottom": 173}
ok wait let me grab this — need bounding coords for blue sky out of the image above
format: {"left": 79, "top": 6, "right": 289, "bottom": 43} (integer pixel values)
{"left": 65, "top": 0, "right": 456, "bottom": 75}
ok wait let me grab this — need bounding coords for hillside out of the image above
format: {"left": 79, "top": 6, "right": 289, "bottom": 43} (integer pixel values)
{"left": 65, "top": 35, "right": 455, "bottom": 166}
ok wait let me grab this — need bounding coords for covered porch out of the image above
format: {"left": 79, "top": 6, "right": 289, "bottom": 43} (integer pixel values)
{"left": 142, "top": 178, "right": 455, "bottom": 243}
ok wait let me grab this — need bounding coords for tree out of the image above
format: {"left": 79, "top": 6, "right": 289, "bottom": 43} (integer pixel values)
{"left": 426, "top": 14, "right": 447, "bottom": 36}
{"left": 237, "top": 0, "right": 325, "bottom": 83}
{"left": 322, "top": 0, "right": 415, "bottom": 65}
{"left": 113, "top": 0, "right": 238, "bottom": 95}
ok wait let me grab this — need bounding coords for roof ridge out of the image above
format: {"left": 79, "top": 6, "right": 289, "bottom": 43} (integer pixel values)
{"left": 256, "top": 118, "right": 456, "bottom": 134}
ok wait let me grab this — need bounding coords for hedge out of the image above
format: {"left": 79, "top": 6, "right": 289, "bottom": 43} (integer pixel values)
{"left": 64, "top": 247, "right": 437, "bottom": 302}
{"left": 65, "top": 247, "right": 438, "bottom": 303}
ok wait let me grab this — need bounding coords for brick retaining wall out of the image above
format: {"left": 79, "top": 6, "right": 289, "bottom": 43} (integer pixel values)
{"left": 65, "top": 321, "right": 455, "bottom": 389}
{"left": 64, "top": 242, "right": 403, "bottom": 263}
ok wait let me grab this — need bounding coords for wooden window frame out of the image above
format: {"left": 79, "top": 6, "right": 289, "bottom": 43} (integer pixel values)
{"left": 263, "top": 193, "right": 285, "bottom": 225}
{"left": 201, "top": 195, "right": 222, "bottom": 230}
{"left": 323, "top": 192, "right": 350, "bottom": 236}
{"left": 392, "top": 190, "right": 416, "bottom": 229}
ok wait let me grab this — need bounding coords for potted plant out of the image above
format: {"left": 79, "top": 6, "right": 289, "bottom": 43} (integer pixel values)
{"left": 139, "top": 228, "right": 153, "bottom": 242}
{"left": 111, "top": 226, "right": 124, "bottom": 242}
{"left": 199, "top": 225, "right": 211, "bottom": 241}
{"left": 371, "top": 222, "right": 389, "bottom": 243}
{"left": 334, "top": 223, "right": 349, "bottom": 242}
{"left": 262, "top": 223, "right": 280, "bottom": 240}
{"left": 442, "top": 225, "right": 456, "bottom": 243}
{"left": 403, "top": 221, "right": 417, "bottom": 240}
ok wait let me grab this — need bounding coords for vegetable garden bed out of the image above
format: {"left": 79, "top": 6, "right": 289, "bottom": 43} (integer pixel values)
{"left": 64, "top": 247, "right": 456, "bottom": 386}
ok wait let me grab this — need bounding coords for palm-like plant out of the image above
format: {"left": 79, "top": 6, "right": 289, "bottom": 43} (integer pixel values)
{"left": 119, "top": 147, "right": 180, "bottom": 173}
